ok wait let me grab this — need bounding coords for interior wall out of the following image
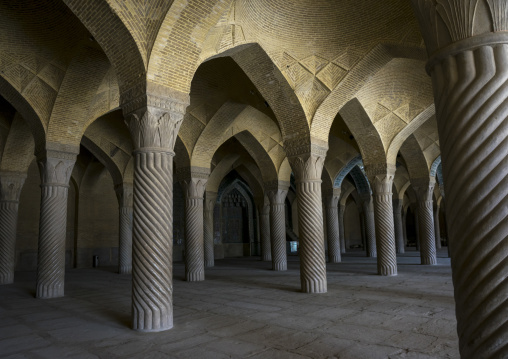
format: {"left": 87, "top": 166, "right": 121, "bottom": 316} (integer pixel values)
{"left": 75, "top": 161, "right": 118, "bottom": 268}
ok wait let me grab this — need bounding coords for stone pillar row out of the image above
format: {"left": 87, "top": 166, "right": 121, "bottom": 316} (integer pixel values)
{"left": 179, "top": 169, "right": 209, "bottom": 282}
{"left": 36, "top": 151, "right": 76, "bottom": 299}
{"left": 393, "top": 199, "right": 405, "bottom": 254}
{"left": 323, "top": 188, "right": 341, "bottom": 263}
{"left": 362, "top": 196, "right": 376, "bottom": 258}
{"left": 288, "top": 148, "right": 327, "bottom": 293}
{"left": 367, "top": 166, "right": 397, "bottom": 276}
{"left": 115, "top": 183, "right": 133, "bottom": 274}
{"left": 0, "top": 172, "right": 26, "bottom": 284}
{"left": 267, "top": 185, "right": 288, "bottom": 271}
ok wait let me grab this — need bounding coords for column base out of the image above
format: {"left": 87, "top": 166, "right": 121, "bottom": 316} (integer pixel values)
{"left": 367, "top": 251, "right": 377, "bottom": 258}
{"left": 421, "top": 257, "right": 437, "bottom": 265}
{"left": 301, "top": 279, "right": 327, "bottom": 293}
{"left": 272, "top": 262, "right": 287, "bottom": 271}
{"left": 262, "top": 255, "right": 272, "bottom": 262}
{"left": 186, "top": 271, "right": 205, "bottom": 282}
{"left": 329, "top": 255, "right": 341, "bottom": 263}
{"left": 0, "top": 274, "right": 13, "bottom": 285}
{"left": 36, "top": 285, "right": 64, "bottom": 299}
{"left": 119, "top": 266, "right": 132, "bottom": 274}
{"left": 378, "top": 267, "right": 397, "bottom": 276}
{"left": 133, "top": 312, "right": 173, "bottom": 332}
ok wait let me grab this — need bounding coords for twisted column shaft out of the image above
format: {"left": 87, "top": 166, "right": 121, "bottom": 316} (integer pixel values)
{"left": 0, "top": 173, "right": 25, "bottom": 284}
{"left": 362, "top": 198, "right": 376, "bottom": 257}
{"left": 324, "top": 189, "right": 341, "bottom": 263}
{"left": 367, "top": 167, "right": 397, "bottom": 276}
{"left": 410, "top": 6, "right": 508, "bottom": 354}
{"left": 393, "top": 199, "right": 405, "bottom": 254}
{"left": 267, "top": 189, "right": 287, "bottom": 271}
{"left": 259, "top": 201, "right": 271, "bottom": 262}
{"left": 204, "top": 192, "right": 217, "bottom": 267}
{"left": 402, "top": 209, "right": 408, "bottom": 247}
{"left": 339, "top": 204, "right": 346, "bottom": 253}
{"left": 180, "top": 175, "right": 208, "bottom": 282}
{"left": 36, "top": 153, "right": 76, "bottom": 298}
{"left": 434, "top": 206, "right": 441, "bottom": 249}
{"left": 125, "top": 101, "right": 187, "bottom": 332}
{"left": 115, "top": 183, "right": 133, "bottom": 274}
{"left": 414, "top": 179, "right": 437, "bottom": 265}
{"left": 289, "top": 151, "right": 327, "bottom": 293}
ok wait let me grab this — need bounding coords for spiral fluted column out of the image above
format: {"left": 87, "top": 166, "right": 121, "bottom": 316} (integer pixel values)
{"left": 259, "top": 197, "right": 271, "bottom": 262}
{"left": 0, "top": 173, "right": 26, "bottom": 284}
{"left": 204, "top": 191, "right": 217, "bottom": 267}
{"left": 36, "top": 151, "right": 76, "bottom": 298}
{"left": 125, "top": 95, "right": 188, "bottom": 332}
{"left": 324, "top": 189, "right": 341, "bottom": 263}
{"left": 414, "top": 180, "right": 437, "bottom": 265}
{"left": 288, "top": 149, "right": 327, "bottom": 293}
{"left": 362, "top": 197, "right": 376, "bottom": 258}
{"left": 367, "top": 166, "right": 397, "bottom": 276}
{"left": 115, "top": 183, "right": 133, "bottom": 274}
{"left": 434, "top": 205, "right": 441, "bottom": 249}
{"left": 267, "top": 187, "right": 288, "bottom": 271}
{"left": 411, "top": 3, "right": 508, "bottom": 355}
{"left": 338, "top": 204, "right": 346, "bottom": 254}
{"left": 393, "top": 199, "right": 405, "bottom": 254}
{"left": 402, "top": 209, "right": 408, "bottom": 247}
{"left": 413, "top": 208, "right": 420, "bottom": 251}
{"left": 179, "top": 170, "right": 209, "bottom": 282}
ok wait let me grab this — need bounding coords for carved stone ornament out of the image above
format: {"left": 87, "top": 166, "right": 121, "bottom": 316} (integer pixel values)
{"left": 0, "top": 172, "right": 26, "bottom": 202}
{"left": 37, "top": 151, "right": 77, "bottom": 186}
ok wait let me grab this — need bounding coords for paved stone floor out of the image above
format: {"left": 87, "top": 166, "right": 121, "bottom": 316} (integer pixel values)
{"left": 0, "top": 249, "right": 458, "bottom": 359}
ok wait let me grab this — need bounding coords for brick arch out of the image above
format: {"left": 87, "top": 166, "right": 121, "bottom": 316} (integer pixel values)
{"left": 147, "top": 0, "right": 233, "bottom": 94}
{"left": 0, "top": 113, "right": 35, "bottom": 173}
{"left": 234, "top": 131, "right": 278, "bottom": 183}
{"left": 198, "top": 43, "right": 309, "bottom": 143}
{"left": 333, "top": 155, "right": 363, "bottom": 189}
{"left": 192, "top": 102, "right": 284, "bottom": 176}
{"left": 430, "top": 155, "right": 441, "bottom": 178}
{"left": 311, "top": 43, "right": 427, "bottom": 144}
{"left": 174, "top": 135, "right": 191, "bottom": 170}
{"left": 0, "top": 76, "right": 45, "bottom": 154}
{"left": 207, "top": 153, "right": 241, "bottom": 193}
{"left": 62, "top": 0, "right": 146, "bottom": 93}
{"left": 399, "top": 134, "right": 431, "bottom": 179}
{"left": 340, "top": 179, "right": 358, "bottom": 207}
{"left": 46, "top": 46, "right": 112, "bottom": 152}
{"left": 338, "top": 99, "right": 385, "bottom": 166}
{"left": 349, "top": 165, "right": 371, "bottom": 196}
{"left": 80, "top": 136, "right": 124, "bottom": 187}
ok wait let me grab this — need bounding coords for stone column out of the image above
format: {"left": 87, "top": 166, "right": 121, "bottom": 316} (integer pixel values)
{"left": 204, "top": 191, "right": 217, "bottom": 267}
{"left": 360, "top": 209, "right": 366, "bottom": 249}
{"left": 413, "top": 178, "right": 437, "bottom": 265}
{"left": 323, "top": 188, "right": 341, "bottom": 263}
{"left": 361, "top": 196, "right": 376, "bottom": 257}
{"left": 0, "top": 172, "right": 26, "bottom": 284}
{"left": 434, "top": 205, "right": 441, "bottom": 249}
{"left": 411, "top": 3, "right": 508, "bottom": 356}
{"left": 115, "top": 183, "right": 133, "bottom": 274}
{"left": 124, "top": 92, "right": 188, "bottom": 332}
{"left": 288, "top": 147, "right": 327, "bottom": 293}
{"left": 36, "top": 150, "right": 76, "bottom": 298}
{"left": 179, "top": 170, "right": 208, "bottom": 282}
{"left": 393, "top": 199, "right": 405, "bottom": 254}
{"left": 267, "top": 185, "right": 288, "bottom": 271}
{"left": 366, "top": 166, "right": 397, "bottom": 276}
{"left": 413, "top": 207, "right": 420, "bottom": 251}
{"left": 259, "top": 195, "right": 271, "bottom": 262}
{"left": 402, "top": 208, "right": 408, "bottom": 247}
{"left": 338, "top": 204, "right": 346, "bottom": 254}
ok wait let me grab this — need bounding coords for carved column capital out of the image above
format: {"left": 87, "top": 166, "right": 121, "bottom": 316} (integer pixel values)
{"left": 0, "top": 172, "right": 26, "bottom": 202}
{"left": 287, "top": 145, "right": 327, "bottom": 183}
{"left": 411, "top": 0, "right": 508, "bottom": 69}
{"left": 115, "top": 183, "right": 134, "bottom": 208}
{"left": 412, "top": 177, "right": 436, "bottom": 203}
{"left": 37, "top": 150, "right": 77, "bottom": 186}
{"left": 267, "top": 188, "right": 288, "bottom": 205}
{"left": 365, "top": 164, "right": 396, "bottom": 195}
{"left": 323, "top": 188, "right": 341, "bottom": 209}
{"left": 205, "top": 191, "right": 218, "bottom": 211}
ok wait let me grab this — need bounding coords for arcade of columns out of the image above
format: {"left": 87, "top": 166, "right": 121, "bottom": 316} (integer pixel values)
{"left": 0, "top": 1, "right": 506, "bottom": 358}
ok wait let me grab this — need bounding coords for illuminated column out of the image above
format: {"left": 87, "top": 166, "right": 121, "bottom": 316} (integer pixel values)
{"left": 115, "top": 183, "right": 133, "bottom": 274}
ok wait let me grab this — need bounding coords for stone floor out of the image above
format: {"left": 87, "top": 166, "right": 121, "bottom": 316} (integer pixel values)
{"left": 0, "top": 249, "right": 458, "bottom": 359}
